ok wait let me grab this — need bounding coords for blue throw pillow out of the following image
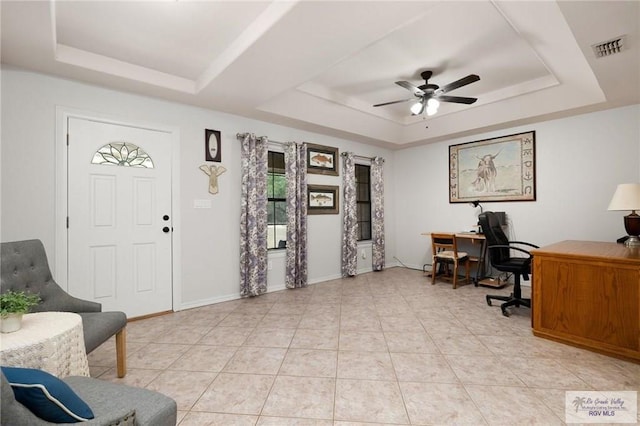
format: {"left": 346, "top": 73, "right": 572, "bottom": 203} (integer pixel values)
{"left": 1, "top": 366, "right": 94, "bottom": 423}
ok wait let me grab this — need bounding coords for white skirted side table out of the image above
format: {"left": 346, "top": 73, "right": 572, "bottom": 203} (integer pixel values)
{"left": 0, "top": 312, "right": 90, "bottom": 377}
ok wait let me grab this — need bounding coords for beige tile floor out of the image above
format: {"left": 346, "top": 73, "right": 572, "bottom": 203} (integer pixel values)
{"left": 88, "top": 267, "right": 640, "bottom": 425}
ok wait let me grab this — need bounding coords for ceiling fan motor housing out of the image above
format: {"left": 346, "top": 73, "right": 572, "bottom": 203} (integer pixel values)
{"left": 419, "top": 83, "right": 439, "bottom": 94}
{"left": 419, "top": 71, "right": 438, "bottom": 94}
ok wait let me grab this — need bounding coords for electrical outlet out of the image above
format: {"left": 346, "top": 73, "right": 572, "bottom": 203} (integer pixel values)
{"left": 361, "top": 250, "right": 366, "bottom": 259}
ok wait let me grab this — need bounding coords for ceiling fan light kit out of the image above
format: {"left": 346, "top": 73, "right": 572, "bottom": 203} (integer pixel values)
{"left": 426, "top": 98, "right": 440, "bottom": 116}
{"left": 374, "top": 70, "right": 480, "bottom": 117}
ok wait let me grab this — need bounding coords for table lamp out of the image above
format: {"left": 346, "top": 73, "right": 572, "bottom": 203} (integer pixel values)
{"left": 608, "top": 183, "right": 640, "bottom": 247}
{"left": 469, "top": 200, "right": 483, "bottom": 233}
{"left": 470, "top": 200, "right": 483, "bottom": 213}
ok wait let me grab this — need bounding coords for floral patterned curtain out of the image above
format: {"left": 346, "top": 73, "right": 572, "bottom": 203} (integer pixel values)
{"left": 284, "top": 142, "right": 308, "bottom": 288}
{"left": 341, "top": 152, "right": 358, "bottom": 277}
{"left": 371, "top": 157, "right": 385, "bottom": 271}
{"left": 238, "top": 133, "right": 268, "bottom": 297}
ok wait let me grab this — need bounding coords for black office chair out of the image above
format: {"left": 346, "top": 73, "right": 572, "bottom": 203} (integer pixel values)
{"left": 478, "top": 212, "right": 539, "bottom": 317}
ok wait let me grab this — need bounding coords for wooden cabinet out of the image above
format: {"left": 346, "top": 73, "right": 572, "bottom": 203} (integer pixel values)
{"left": 531, "top": 240, "right": 640, "bottom": 363}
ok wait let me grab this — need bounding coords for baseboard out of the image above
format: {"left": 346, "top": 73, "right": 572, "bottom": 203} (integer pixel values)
{"left": 178, "top": 263, "right": 408, "bottom": 312}
{"left": 308, "top": 273, "right": 343, "bottom": 284}
{"left": 178, "top": 293, "right": 242, "bottom": 311}
{"left": 178, "top": 277, "right": 340, "bottom": 311}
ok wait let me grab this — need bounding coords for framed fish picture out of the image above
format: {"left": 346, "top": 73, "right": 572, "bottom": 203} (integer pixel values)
{"left": 307, "top": 184, "right": 339, "bottom": 215}
{"left": 306, "top": 143, "right": 339, "bottom": 176}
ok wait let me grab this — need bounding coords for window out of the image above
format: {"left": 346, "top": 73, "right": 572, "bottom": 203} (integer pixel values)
{"left": 91, "top": 142, "right": 154, "bottom": 168}
{"left": 267, "top": 151, "right": 287, "bottom": 249}
{"left": 355, "top": 164, "right": 371, "bottom": 241}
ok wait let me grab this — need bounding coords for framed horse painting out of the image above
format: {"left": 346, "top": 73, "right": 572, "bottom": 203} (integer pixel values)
{"left": 449, "top": 131, "right": 536, "bottom": 203}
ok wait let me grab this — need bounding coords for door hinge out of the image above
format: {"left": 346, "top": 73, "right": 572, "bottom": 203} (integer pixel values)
{"left": 66, "top": 217, "right": 69, "bottom": 228}
{"left": 66, "top": 133, "right": 69, "bottom": 146}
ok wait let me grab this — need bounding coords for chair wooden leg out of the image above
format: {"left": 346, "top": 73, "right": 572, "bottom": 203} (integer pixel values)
{"left": 452, "top": 261, "right": 458, "bottom": 289}
{"left": 431, "top": 258, "right": 437, "bottom": 285}
{"left": 464, "top": 260, "right": 470, "bottom": 285}
{"left": 116, "top": 327, "right": 127, "bottom": 378}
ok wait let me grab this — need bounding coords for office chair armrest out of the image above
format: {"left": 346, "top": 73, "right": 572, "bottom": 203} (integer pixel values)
{"left": 487, "top": 244, "right": 534, "bottom": 258}
{"left": 507, "top": 246, "right": 535, "bottom": 258}
{"left": 509, "top": 241, "right": 540, "bottom": 249}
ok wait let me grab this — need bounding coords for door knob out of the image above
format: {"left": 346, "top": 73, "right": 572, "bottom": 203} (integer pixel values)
{"left": 163, "top": 215, "right": 170, "bottom": 221}
{"left": 162, "top": 227, "right": 170, "bottom": 233}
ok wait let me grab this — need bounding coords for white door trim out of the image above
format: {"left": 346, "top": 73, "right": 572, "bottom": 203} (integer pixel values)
{"left": 55, "top": 106, "right": 182, "bottom": 312}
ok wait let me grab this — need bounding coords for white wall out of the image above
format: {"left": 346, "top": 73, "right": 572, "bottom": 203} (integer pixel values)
{"left": 0, "top": 68, "right": 396, "bottom": 309}
{"left": 393, "top": 104, "right": 640, "bottom": 270}
{"left": 2, "top": 67, "right": 639, "bottom": 307}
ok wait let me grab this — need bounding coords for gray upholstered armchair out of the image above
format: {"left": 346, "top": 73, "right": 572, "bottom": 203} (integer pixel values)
{"left": 1, "top": 240, "right": 127, "bottom": 377}
{"left": 1, "top": 370, "right": 177, "bottom": 425}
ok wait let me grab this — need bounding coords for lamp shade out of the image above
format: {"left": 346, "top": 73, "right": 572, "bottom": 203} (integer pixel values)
{"left": 608, "top": 183, "right": 640, "bottom": 211}
{"left": 427, "top": 98, "right": 440, "bottom": 109}
{"left": 410, "top": 101, "right": 423, "bottom": 115}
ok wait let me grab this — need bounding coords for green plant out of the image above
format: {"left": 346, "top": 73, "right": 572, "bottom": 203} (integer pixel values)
{"left": 0, "top": 290, "right": 41, "bottom": 317}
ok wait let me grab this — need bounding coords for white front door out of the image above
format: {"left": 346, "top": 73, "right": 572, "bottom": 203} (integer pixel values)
{"left": 67, "top": 117, "right": 173, "bottom": 318}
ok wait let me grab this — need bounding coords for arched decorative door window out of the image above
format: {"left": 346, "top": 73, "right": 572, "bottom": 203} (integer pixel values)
{"left": 91, "top": 142, "right": 154, "bottom": 168}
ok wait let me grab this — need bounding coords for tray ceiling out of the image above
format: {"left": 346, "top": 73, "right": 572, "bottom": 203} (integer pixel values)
{"left": 2, "top": 1, "right": 638, "bottom": 148}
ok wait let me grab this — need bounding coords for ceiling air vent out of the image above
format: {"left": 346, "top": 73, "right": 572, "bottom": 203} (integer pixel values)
{"left": 591, "top": 35, "right": 626, "bottom": 58}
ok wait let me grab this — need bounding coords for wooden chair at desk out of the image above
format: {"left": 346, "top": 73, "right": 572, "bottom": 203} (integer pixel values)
{"left": 430, "top": 233, "right": 470, "bottom": 289}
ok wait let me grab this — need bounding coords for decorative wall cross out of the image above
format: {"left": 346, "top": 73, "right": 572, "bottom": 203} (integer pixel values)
{"left": 199, "top": 165, "right": 227, "bottom": 194}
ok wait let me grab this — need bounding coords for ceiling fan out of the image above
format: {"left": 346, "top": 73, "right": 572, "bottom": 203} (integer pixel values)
{"left": 373, "top": 70, "right": 480, "bottom": 116}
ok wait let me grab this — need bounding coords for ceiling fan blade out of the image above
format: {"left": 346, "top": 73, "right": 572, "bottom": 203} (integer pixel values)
{"left": 373, "top": 98, "right": 414, "bottom": 107}
{"left": 437, "top": 74, "right": 480, "bottom": 94}
{"left": 395, "top": 81, "right": 425, "bottom": 96}
{"left": 437, "top": 95, "right": 478, "bottom": 105}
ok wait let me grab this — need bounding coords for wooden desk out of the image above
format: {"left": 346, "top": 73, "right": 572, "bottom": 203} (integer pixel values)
{"left": 531, "top": 240, "right": 640, "bottom": 363}
{"left": 0, "top": 312, "right": 90, "bottom": 377}
{"left": 422, "top": 232, "right": 487, "bottom": 285}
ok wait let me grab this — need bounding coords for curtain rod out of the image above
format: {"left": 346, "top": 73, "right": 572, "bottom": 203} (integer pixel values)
{"left": 237, "top": 134, "right": 383, "bottom": 162}
{"left": 341, "top": 152, "right": 384, "bottom": 162}
{"left": 236, "top": 133, "right": 287, "bottom": 147}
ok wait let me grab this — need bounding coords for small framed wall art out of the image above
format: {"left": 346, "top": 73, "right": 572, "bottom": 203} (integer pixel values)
{"left": 307, "top": 184, "right": 339, "bottom": 215}
{"left": 205, "top": 129, "right": 221, "bottom": 162}
{"left": 306, "top": 143, "right": 339, "bottom": 176}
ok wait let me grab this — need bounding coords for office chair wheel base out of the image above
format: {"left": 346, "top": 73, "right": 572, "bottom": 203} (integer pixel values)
{"left": 501, "top": 309, "right": 510, "bottom": 317}
{"left": 486, "top": 296, "right": 492, "bottom": 306}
